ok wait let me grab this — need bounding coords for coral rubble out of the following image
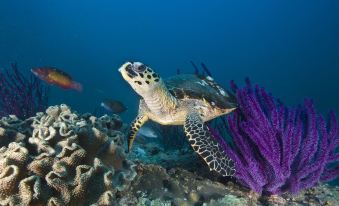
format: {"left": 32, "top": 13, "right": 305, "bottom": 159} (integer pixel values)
{"left": 0, "top": 104, "right": 136, "bottom": 205}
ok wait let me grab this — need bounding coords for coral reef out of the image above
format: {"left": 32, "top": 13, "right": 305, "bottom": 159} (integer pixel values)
{"left": 126, "top": 140, "right": 339, "bottom": 205}
{"left": 119, "top": 164, "right": 237, "bottom": 205}
{"left": 0, "top": 63, "right": 48, "bottom": 119}
{"left": 213, "top": 79, "right": 339, "bottom": 195}
{"left": 0, "top": 104, "right": 136, "bottom": 205}
{"left": 117, "top": 163, "right": 339, "bottom": 206}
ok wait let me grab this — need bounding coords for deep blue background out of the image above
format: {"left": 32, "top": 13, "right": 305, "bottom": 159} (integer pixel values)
{"left": 1, "top": 0, "right": 338, "bottom": 122}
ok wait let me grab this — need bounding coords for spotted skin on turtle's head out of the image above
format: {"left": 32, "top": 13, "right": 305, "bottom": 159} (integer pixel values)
{"left": 119, "top": 61, "right": 161, "bottom": 96}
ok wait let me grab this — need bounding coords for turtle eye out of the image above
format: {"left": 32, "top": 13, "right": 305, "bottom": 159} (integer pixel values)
{"left": 125, "top": 64, "right": 137, "bottom": 78}
{"left": 126, "top": 64, "right": 133, "bottom": 71}
{"left": 135, "top": 64, "right": 146, "bottom": 73}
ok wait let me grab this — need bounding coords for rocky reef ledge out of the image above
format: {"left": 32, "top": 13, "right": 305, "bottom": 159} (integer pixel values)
{"left": 0, "top": 105, "right": 338, "bottom": 206}
{"left": 121, "top": 164, "right": 338, "bottom": 206}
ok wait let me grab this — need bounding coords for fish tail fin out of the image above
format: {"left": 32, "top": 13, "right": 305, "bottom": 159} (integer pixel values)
{"left": 72, "top": 81, "right": 83, "bottom": 92}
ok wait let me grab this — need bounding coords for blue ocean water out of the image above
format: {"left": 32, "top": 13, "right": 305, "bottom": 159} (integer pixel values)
{"left": 0, "top": 0, "right": 338, "bottom": 123}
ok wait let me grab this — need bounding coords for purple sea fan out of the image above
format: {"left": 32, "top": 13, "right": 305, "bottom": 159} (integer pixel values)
{"left": 217, "top": 80, "right": 338, "bottom": 195}
{"left": 0, "top": 63, "right": 49, "bottom": 119}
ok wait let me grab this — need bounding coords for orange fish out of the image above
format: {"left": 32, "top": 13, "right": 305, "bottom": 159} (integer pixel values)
{"left": 31, "top": 67, "right": 82, "bottom": 92}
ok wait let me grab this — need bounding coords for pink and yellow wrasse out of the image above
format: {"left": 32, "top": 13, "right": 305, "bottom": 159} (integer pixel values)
{"left": 31, "top": 67, "right": 82, "bottom": 92}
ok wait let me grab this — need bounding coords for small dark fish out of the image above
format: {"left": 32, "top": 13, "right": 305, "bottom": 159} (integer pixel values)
{"left": 31, "top": 67, "right": 82, "bottom": 91}
{"left": 101, "top": 99, "right": 127, "bottom": 113}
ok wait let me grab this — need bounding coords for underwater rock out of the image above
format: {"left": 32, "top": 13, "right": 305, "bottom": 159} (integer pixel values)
{"left": 207, "top": 194, "right": 248, "bottom": 206}
{"left": 118, "top": 164, "right": 234, "bottom": 205}
{"left": 1, "top": 104, "right": 337, "bottom": 205}
{"left": 0, "top": 104, "right": 136, "bottom": 205}
{"left": 117, "top": 163, "right": 339, "bottom": 206}
{"left": 124, "top": 138, "right": 339, "bottom": 206}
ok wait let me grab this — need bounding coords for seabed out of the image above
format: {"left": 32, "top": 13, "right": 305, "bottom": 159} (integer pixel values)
{"left": 0, "top": 104, "right": 338, "bottom": 206}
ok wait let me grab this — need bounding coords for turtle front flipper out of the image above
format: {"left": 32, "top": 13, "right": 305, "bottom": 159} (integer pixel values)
{"left": 184, "top": 111, "right": 235, "bottom": 176}
{"left": 127, "top": 114, "right": 149, "bottom": 152}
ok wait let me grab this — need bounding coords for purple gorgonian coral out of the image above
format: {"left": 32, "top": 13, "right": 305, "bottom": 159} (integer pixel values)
{"left": 0, "top": 63, "right": 48, "bottom": 119}
{"left": 211, "top": 79, "right": 338, "bottom": 195}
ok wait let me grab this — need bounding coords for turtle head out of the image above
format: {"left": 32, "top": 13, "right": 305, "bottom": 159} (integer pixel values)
{"left": 119, "top": 62, "right": 162, "bottom": 96}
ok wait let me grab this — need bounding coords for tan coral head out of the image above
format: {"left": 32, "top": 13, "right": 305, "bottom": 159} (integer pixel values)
{"left": 118, "top": 61, "right": 162, "bottom": 96}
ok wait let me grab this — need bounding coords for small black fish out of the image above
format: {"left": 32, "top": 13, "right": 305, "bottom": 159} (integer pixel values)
{"left": 101, "top": 99, "right": 127, "bottom": 114}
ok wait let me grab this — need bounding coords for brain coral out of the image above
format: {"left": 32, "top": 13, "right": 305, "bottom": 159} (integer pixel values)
{"left": 0, "top": 104, "right": 136, "bottom": 206}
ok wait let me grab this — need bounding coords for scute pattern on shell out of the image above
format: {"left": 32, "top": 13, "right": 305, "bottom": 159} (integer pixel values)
{"left": 165, "top": 74, "right": 237, "bottom": 110}
{"left": 0, "top": 104, "right": 136, "bottom": 206}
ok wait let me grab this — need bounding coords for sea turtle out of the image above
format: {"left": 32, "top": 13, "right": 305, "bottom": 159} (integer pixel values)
{"left": 118, "top": 61, "right": 237, "bottom": 176}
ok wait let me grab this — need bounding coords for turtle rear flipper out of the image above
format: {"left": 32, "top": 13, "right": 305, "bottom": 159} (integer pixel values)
{"left": 184, "top": 111, "right": 235, "bottom": 176}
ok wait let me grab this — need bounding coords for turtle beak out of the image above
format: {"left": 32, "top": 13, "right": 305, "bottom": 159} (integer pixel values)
{"left": 118, "top": 62, "right": 129, "bottom": 73}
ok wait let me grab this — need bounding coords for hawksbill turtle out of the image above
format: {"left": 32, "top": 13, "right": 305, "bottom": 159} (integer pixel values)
{"left": 118, "top": 61, "right": 237, "bottom": 176}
